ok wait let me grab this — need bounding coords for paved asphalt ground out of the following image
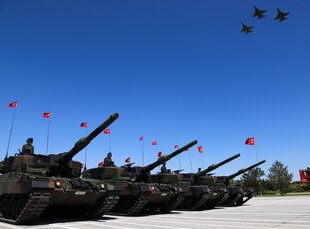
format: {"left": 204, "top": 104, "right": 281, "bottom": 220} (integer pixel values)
{"left": 0, "top": 196, "right": 309, "bottom": 229}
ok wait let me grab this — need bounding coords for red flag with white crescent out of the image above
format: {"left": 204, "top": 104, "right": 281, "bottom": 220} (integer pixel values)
{"left": 245, "top": 137, "right": 255, "bottom": 145}
{"left": 104, "top": 129, "right": 110, "bottom": 134}
{"left": 80, "top": 122, "right": 88, "bottom": 128}
{"left": 125, "top": 157, "right": 131, "bottom": 164}
{"left": 43, "top": 112, "right": 51, "bottom": 118}
{"left": 8, "top": 101, "right": 17, "bottom": 108}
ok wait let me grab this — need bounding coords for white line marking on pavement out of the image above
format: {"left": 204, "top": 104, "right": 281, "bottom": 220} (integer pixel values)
{"left": 75, "top": 221, "right": 135, "bottom": 229}
{"left": 109, "top": 220, "right": 190, "bottom": 229}
{"left": 0, "top": 222, "right": 24, "bottom": 229}
{"left": 123, "top": 216, "right": 310, "bottom": 227}
{"left": 154, "top": 215, "right": 310, "bottom": 224}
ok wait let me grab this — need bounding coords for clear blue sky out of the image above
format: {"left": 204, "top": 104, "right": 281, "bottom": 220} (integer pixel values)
{"left": 1, "top": 0, "right": 309, "bottom": 180}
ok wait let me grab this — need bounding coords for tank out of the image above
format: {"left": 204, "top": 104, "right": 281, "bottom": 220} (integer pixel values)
{"left": 175, "top": 153, "right": 241, "bottom": 210}
{"left": 0, "top": 113, "right": 121, "bottom": 224}
{"left": 83, "top": 140, "right": 197, "bottom": 215}
{"left": 215, "top": 160, "right": 266, "bottom": 207}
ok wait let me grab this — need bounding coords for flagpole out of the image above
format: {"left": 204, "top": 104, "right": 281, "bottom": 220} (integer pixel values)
{"left": 46, "top": 115, "right": 51, "bottom": 155}
{"left": 201, "top": 152, "right": 204, "bottom": 170}
{"left": 84, "top": 127, "right": 88, "bottom": 170}
{"left": 178, "top": 155, "right": 181, "bottom": 170}
{"left": 108, "top": 133, "right": 111, "bottom": 152}
{"left": 254, "top": 140, "right": 261, "bottom": 195}
{"left": 254, "top": 145, "right": 259, "bottom": 162}
{"left": 188, "top": 151, "right": 193, "bottom": 173}
{"left": 6, "top": 104, "right": 18, "bottom": 158}
{"left": 142, "top": 138, "right": 144, "bottom": 166}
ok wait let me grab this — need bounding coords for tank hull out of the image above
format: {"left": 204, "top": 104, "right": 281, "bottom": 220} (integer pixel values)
{"left": 0, "top": 173, "right": 122, "bottom": 224}
{"left": 140, "top": 183, "right": 185, "bottom": 214}
{"left": 109, "top": 182, "right": 152, "bottom": 215}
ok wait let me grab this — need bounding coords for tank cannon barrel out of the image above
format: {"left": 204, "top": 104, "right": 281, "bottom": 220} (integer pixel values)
{"left": 226, "top": 160, "right": 266, "bottom": 181}
{"left": 142, "top": 140, "right": 198, "bottom": 174}
{"left": 60, "top": 113, "right": 119, "bottom": 165}
{"left": 195, "top": 153, "right": 241, "bottom": 178}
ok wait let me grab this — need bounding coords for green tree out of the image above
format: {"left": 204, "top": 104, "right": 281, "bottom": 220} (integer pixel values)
{"left": 240, "top": 167, "right": 265, "bottom": 193}
{"left": 267, "top": 160, "right": 293, "bottom": 195}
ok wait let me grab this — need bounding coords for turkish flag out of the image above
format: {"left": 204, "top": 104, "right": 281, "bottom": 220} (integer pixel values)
{"left": 8, "top": 101, "right": 17, "bottom": 108}
{"left": 152, "top": 140, "right": 157, "bottom": 145}
{"left": 104, "top": 129, "right": 110, "bottom": 134}
{"left": 98, "top": 161, "right": 104, "bottom": 167}
{"left": 245, "top": 137, "right": 255, "bottom": 145}
{"left": 125, "top": 157, "right": 131, "bottom": 163}
{"left": 158, "top": 152, "right": 162, "bottom": 158}
{"left": 80, "top": 122, "right": 88, "bottom": 128}
{"left": 139, "top": 136, "right": 144, "bottom": 141}
{"left": 197, "top": 146, "right": 203, "bottom": 153}
{"left": 43, "top": 112, "right": 51, "bottom": 118}
{"left": 174, "top": 145, "right": 179, "bottom": 149}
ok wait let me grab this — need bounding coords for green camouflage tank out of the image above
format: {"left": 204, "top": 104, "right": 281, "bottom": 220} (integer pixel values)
{"left": 171, "top": 154, "right": 240, "bottom": 210}
{"left": 82, "top": 140, "right": 197, "bottom": 215}
{"left": 213, "top": 160, "right": 266, "bottom": 207}
{"left": 0, "top": 113, "right": 121, "bottom": 225}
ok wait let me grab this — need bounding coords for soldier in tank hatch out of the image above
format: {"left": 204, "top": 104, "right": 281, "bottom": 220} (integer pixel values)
{"left": 21, "top": 138, "right": 34, "bottom": 155}
{"left": 161, "top": 162, "right": 167, "bottom": 173}
{"left": 103, "top": 152, "right": 114, "bottom": 166}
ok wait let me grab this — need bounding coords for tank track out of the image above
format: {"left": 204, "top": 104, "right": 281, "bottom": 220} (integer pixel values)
{"left": 236, "top": 193, "right": 254, "bottom": 206}
{"left": 108, "top": 193, "right": 149, "bottom": 216}
{"left": 127, "top": 193, "right": 149, "bottom": 215}
{"left": 160, "top": 194, "right": 185, "bottom": 213}
{"left": 190, "top": 194, "right": 208, "bottom": 210}
{"left": 225, "top": 193, "right": 243, "bottom": 207}
{"left": 176, "top": 194, "right": 208, "bottom": 211}
{"left": 0, "top": 191, "right": 51, "bottom": 225}
{"left": 216, "top": 192, "right": 229, "bottom": 206}
{"left": 90, "top": 192, "right": 120, "bottom": 218}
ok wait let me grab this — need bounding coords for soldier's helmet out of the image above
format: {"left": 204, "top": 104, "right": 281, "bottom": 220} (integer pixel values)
{"left": 26, "top": 138, "right": 33, "bottom": 143}
{"left": 107, "top": 152, "right": 112, "bottom": 157}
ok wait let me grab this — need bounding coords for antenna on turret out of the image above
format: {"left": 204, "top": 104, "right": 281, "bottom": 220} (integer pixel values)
{"left": 6, "top": 100, "right": 18, "bottom": 159}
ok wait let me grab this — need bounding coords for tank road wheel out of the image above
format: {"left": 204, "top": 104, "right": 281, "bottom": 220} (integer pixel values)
{"left": 0, "top": 198, "right": 9, "bottom": 218}
{"left": 15, "top": 198, "right": 26, "bottom": 219}
{"left": 8, "top": 199, "right": 17, "bottom": 219}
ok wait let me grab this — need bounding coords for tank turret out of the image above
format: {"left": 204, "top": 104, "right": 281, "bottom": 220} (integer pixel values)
{"left": 125, "top": 140, "right": 197, "bottom": 182}
{"left": 141, "top": 140, "right": 197, "bottom": 174}
{"left": 194, "top": 153, "right": 241, "bottom": 178}
{"left": 219, "top": 160, "right": 266, "bottom": 185}
{"left": 0, "top": 113, "right": 119, "bottom": 177}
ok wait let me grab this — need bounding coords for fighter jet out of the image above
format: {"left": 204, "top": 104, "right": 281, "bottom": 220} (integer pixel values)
{"left": 274, "top": 8, "right": 289, "bottom": 22}
{"left": 241, "top": 23, "right": 253, "bottom": 34}
{"left": 253, "top": 5, "right": 267, "bottom": 19}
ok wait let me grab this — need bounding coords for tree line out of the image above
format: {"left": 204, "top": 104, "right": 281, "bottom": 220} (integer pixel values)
{"left": 234, "top": 160, "right": 295, "bottom": 195}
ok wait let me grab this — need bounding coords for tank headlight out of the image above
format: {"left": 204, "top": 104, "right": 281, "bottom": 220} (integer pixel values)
{"left": 55, "top": 181, "right": 61, "bottom": 188}
{"left": 101, "top": 184, "right": 105, "bottom": 189}
{"left": 151, "top": 186, "right": 155, "bottom": 191}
